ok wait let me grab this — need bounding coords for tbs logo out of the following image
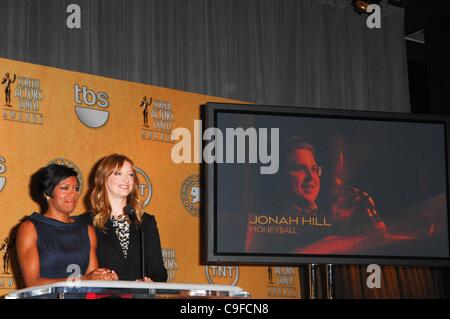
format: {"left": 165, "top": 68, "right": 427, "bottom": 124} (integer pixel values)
{"left": 74, "top": 84, "right": 110, "bottom": 128}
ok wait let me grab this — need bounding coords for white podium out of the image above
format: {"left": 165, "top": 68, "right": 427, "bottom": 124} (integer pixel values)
{"left": 4, "top": 281, "right": 250, "bottom": 299}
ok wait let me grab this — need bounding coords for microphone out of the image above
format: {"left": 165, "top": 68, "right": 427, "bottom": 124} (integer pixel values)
{"left": 123, "top": 203, "right": 146, "bottom": 279}
{"left": 123, "top": 204, "right": 137, "bottom": 224}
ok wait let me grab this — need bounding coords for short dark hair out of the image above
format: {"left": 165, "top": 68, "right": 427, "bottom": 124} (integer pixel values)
{"left": 37, "top": 164, "right": 78, "bottom": 198}
{"left": 287, "top": 136, "right": 316, "bottom": 161}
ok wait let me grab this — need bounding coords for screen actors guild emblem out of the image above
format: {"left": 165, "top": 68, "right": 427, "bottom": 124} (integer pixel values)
{"left": 162, "top": 248, "right": 178, "bottom": 282}
{"left": 1, "top": 73, "right": 16, "bottom": 107}
{"left": 180, "top": 175, "right": 200, "bottom": 217}
{"left": 48, "top": 158, "right": 84, "bottom": 194}
{"left": 140, "top": 96, "right": 153, "bottom": 127}
{"left": 266, "top": 267, "right": 297, "bottom": 298}
{"left": 140, "top": 96, "right": 174, "bottom": 143}
{"left": 268, "top": 266, "right": 273, "bottom": 284}
{"left": 2, "top": 73, "right": 44, "bottom": 125}
{"left": 0, "top": 237, "right": 13, "bottom": 274}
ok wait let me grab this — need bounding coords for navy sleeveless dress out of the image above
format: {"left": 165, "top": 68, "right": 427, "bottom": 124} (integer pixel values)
{"left": 28, "top": 213, "right": 90, "bottom": 279}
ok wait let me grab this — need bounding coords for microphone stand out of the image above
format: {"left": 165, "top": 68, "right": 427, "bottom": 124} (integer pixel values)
{"left": 136, "top": 221, "right": 146, "bottom": 280}
{"left": 125, "top": 205, "right": 146, "bottom": 280}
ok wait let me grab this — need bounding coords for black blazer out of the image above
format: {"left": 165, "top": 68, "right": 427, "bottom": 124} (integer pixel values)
{"left": 81, "top": 212, "right": 168, "bottom": 282}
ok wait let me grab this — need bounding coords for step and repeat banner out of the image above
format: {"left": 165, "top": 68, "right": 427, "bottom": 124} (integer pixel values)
{"left": 0, "top": 57, "right": 300, "bottom": 298}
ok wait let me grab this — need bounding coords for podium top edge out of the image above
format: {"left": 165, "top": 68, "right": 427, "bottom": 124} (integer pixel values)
{"left": 6, "top": 281, "right": 246, "bottom": 298}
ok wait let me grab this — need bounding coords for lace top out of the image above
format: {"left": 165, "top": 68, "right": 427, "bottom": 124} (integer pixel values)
{"left": 110, "top": 214, "right": 130, "bottom": 258}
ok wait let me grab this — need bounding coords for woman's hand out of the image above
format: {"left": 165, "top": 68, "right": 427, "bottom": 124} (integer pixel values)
{"left": 136, "top": 276, "right": 153, "bottom": 282}
{"left": 83, "top": 268, "right": 119, "bottom": 281}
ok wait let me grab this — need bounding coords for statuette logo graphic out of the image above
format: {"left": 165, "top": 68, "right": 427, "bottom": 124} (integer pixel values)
{"left": 1, "top": 73, "right": 16, "bottom": 107}
{"left": 140, "top": 96, "right": 152, "bottom": 128}
{"left": 2, "top": 73, "right": 44, "bottom": 125}
{"left": 0, "top": 237, "right": 13, "bottom": 275}
{"left": 140, "top": 96, "right": 174, "bottom": 143}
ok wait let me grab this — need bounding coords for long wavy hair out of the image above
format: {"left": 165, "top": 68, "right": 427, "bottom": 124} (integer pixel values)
{"left": 90, "top": 154, "right": 143, "bottom": 230}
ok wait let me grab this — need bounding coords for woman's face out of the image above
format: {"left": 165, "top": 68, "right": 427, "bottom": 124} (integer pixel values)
{"left": 47, "top": 176, "right": 80, "bottom": 215}
{"left": 106, "top": 161, "right": 135, "bottom": 200}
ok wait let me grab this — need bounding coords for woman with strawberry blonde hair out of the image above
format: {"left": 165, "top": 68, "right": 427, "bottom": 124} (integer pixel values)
{"left": 88, "top": 154, "right": 167, "bottom": 282}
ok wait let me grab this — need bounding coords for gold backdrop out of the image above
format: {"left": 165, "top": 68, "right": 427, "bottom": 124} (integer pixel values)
{"left": 0, "top": 57, "right": 301, "bottom": 298}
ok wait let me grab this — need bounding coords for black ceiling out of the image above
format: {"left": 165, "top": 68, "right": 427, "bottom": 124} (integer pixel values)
{"left": 404, "top": 0, "right": 450, "bottom": 35}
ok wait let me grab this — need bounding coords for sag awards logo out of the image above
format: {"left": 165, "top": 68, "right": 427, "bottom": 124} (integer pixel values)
{"left": 180, "top": 175, "right": 200, "bottom": 217}
{"left": 48, "top": 158, "right": 84, "bottom": 193}
{"left": 205, "top": 265, "right": 239, "bottom": 286}
{"left": 0, "top": 235, "right": 18, "bottom": 290}
{"left": 267, "top": 266, "right": 298, "bottom": 298}
{"left": 140, "top": 95, "right": 174, "bottom": 143}
{"left": 74, "top": 84, "right": 110, "bottom": 128}
{"left": 0, "top": 156, "right": 6, "bottom": 192}
{"left": 162, "top": 248, "right": 178, "bottom": 281}
{"left": 136, "top": 167, "right": 152, "bottom": 207}
{"left": 2, "top": 72, "right": 44, "bottom": 125}
{"left": 0, "top": 236, "right": 13, "bottom": 275}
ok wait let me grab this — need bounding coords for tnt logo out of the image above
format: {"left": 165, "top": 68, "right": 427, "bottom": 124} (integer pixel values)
{"left": 205, "top": 265, "right": 239, "bottom": 286}
{"left": 74, "top": 84, "right": 110, "bottom": 128}
{"left": 136, "top": 167, "right": 152, "bottom": 207}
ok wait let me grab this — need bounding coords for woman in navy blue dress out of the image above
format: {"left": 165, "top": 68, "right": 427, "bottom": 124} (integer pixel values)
{"left": 16, "top": 164, "right": 118, "bottom": 287}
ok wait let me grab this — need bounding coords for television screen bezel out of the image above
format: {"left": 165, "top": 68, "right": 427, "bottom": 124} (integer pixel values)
{"left": 203, "top": 102, "right": 450, "bottom": 266}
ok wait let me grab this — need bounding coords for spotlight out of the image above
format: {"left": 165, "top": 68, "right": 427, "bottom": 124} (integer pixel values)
{"left": 351, "top": 0, "right": 382, "bottom": 14}
{"left": 352, "top": 0, "right": 369, "bottom": 13}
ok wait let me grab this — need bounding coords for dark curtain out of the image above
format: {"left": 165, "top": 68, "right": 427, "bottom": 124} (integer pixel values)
{"left": 1, "top": 0, "right": 448, "bottom": 298}
{"left": 1, "top": 0, "right": 409, "bottom": 110}
{"left": 333, "top": 265, "right": 449, "bottom": 298}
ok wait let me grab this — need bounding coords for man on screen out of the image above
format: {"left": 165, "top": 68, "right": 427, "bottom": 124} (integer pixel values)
{"left": 245, "top": 136, "right": 393, "bottom": 254}
{"left": 285, "top": 138, "right": 322, "bottom": 216}
{"left": 245, "top": 137, "right": 332, "bottom": 253}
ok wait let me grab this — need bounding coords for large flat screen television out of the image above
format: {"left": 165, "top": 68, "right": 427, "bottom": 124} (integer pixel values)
{"left": 203, "top": 103, "right": 450, "bottom": 266}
